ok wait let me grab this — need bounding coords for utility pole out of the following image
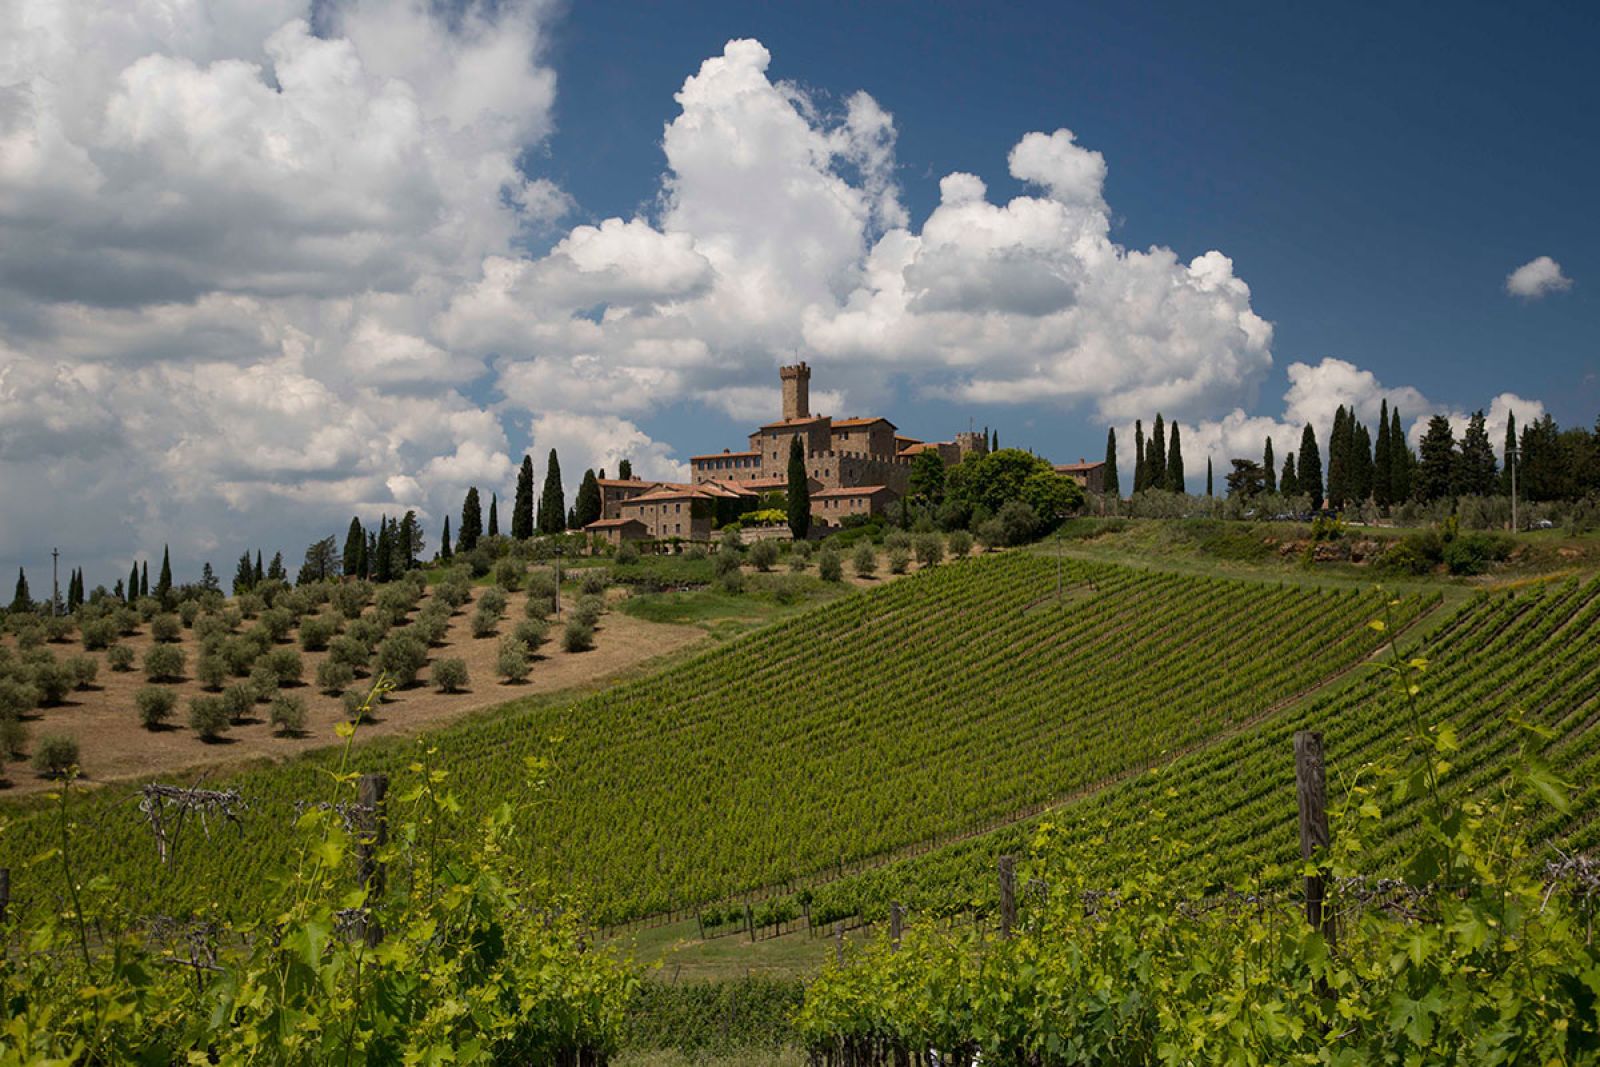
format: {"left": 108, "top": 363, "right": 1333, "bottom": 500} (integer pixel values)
{"left": 51, "top": 547, "right": 59, "bottom": 617}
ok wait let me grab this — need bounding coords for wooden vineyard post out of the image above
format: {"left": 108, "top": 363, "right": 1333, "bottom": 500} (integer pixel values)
{"left": 746, "top": 902, "right": 755, "bottom": 943}
{"left": 0, "top": 867, "right": 9, "bottom": 925}
{"left": 355, "top": 772, "right": 388, "bottom": 947}
{"left": 998, "top": 855, "right": 1017, "bottom": 940}
{"left": 890, "top": 902, "right": 903, "bottom": 950}
{"left": 1294, "top": 731, "right": 1336, "bottom": 949}
{"left": 834, "top": 923, "right": 845, "bottom": 966}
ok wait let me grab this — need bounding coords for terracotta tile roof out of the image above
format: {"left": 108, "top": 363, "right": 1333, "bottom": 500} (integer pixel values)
{"left": 758, "top": 416, "right": 830, "bottom": 429}
{"left": 584, "top": 518, "right": 647, "bottom": 529}
{"left": 832, "top": 416, "right": 896, "bottom": 429}
{"left": 894, "top": 435, "right": 922, "bottom": 447}
{"left": 624, "top": 487, "right": 708, "bottom": 503}
{"left": 597, "top": 478, "right": 659, "bottom": 488}
{"left": 690, "top": 450, "right": 759, "bottom": 461}
{"left": 697, "top": 480, "right": 759, "bottom": 497}
{"left": 1054, "top": 461, "right": 1105, "bottom": 473}
{"left": 812, "top": 485, "right": 892, "bottom": 498}
{"left": 897, "top": 441, "right": 948, "bottom": 456}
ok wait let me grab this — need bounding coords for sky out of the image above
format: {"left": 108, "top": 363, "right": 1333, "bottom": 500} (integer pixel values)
{"left": 1, "top": 0, "right": 1595, "bottom": 587}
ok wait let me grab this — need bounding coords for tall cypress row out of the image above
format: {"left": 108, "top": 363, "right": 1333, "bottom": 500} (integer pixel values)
{"left": 538, "top": 449, "right": 565, "bottom": 534}
{"left": 488, "top": 494, "right": 499, "bottom": 538}
{"left": 1148, "top": 415, "right": 1167, "bottom": 491}
{"left": 1166, "top": 422, "right": 1184, "bottom": 493}
{"left": 1373, "top": 400, "right": 1393, "bottom": 507}
{"left": 253, "top": 550, "right": 263, "bottom": 587}
{"left": 512, "top": 454, "right": 535, "bottom": 540}
{"left": 1103, "top": 428, "right": 1120, "bottom": 498}
{"left": 1298, "top": 424, "right": 1323, "bottom": 508}
{"left": 1263, "top": 437, "right": 1276, "bottom": 493}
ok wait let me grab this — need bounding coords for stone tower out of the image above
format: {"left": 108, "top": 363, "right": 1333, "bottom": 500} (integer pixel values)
{"left": 955, "top": 430, "right": 988, "bottom": 459}
{"left": 779, "top": 362, "right": 811, "bottom": 421}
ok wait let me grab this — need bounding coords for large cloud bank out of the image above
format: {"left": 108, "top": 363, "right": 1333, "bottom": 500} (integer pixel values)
{"left": 0, "top": 13, "right": 1538, "bottom": 578}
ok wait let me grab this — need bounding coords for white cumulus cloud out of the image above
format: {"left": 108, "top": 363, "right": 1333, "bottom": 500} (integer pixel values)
{"left": 1505, "top": 256, "right": 1573, "bottom": 299}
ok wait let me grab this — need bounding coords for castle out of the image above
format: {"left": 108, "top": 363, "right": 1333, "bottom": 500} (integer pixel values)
{"left": 584, "top": 363, "right": 989, "bottom": 544}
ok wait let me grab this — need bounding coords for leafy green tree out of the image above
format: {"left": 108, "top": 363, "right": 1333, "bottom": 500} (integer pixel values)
{"left": 512, "top": 454, "right": 536, "bottom": 539}
{"left": 573, "top": 469, "right": 602, "bottom": 528}
{"left": 538, "top": 449, "right": 566, "bottom": 534}
{"left": 342, "top": 518, "right": 364, "bottom": 577}
{"left": 11, "top": 568, "right": 31, "bottom": 613}
{"left": 1226, "top": 458, "right": 1267, "bottom": 499}
{"left": 1263, "top": 437, "right": 1276, "bottom": 493}
{"left": 1020, "top": 470, "right": 1084, "bottom": 526}
{"left": 398, "top": 511, "right": 421, "bottom": 571}
{"left": 157, "top": 545, "right": 173, "bottom": 601}
{"left": 300, "top": 535, "right": 339, "bottom": 585}
{"left": 459, "top": 487, "right": 483, "bottom": 551}
{"left": 1103, "top": 428, "right": 1120, "bottom": 497}
{"left": 1166, "top": 422, "right": 1185, "bottom": 492}
{"left": 617, "top": 458, "right": 633, "bottom": 481}
{"left": 908, "top": 450, "right": 946, "bottom": 505}
{"left": 1148, "top": 414, "right": 1167, "bottom": 491}
{"left": 488, "top": 493, "right": 499, "bottom": 538}
{"left": 1416, "top": 415, "right": 1458, "bottom": 502}
{"left": 1297, "top": 424, "right": 1323, "bottom": 508}
{"left": 786, "top": 437, "right": 812, "bottom": 540}
{"left": 1455, "top": 410, "right": 1498, "bottom": 497}
{"left": 1374, "top": 399, "right": 1393, "bottom": 506}
{"left": 1132, "top": 420, "right": 1146, "bottom": 492}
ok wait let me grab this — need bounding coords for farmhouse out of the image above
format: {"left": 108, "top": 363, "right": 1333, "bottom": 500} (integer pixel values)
{"left": 1053, "top": 460, "right": 1107, "bottom": 495}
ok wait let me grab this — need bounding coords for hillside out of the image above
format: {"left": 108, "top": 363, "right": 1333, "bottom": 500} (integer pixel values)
{"left": 0, "top": 552, "right": 1431, "bottom": 925}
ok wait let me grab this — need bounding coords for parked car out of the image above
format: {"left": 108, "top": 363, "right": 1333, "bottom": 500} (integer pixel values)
{"left": 1531, "top": 519, "right": 1555, "bottom": 530}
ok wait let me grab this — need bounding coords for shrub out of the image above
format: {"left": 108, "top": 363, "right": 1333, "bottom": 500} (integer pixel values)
{"left": 375, "top": 631, "right": 429, "bottom": 687}
{"left": 327, "top": 635, "right": 371, "bottom": 673}
{"left": 572, "top": 595, "right": 606, "bottom": 629}
{"left": 435, "top": 579, "right": 473, "bottom": 611}
{"left": 135, "top": 687, "right": 178, "bottom": 729}
{"left": 269, "top": 694, "right": 308, "bottom": 736}
{"left": 426, "top": 656, "right": 466, "bottom": 694}
{"left": 64, "top": 655, "right": 98, "bottom": 690}
{"left": 188, "top": 696, "right": 230, "bottom": 741}
{"left": 32, "top": 735, "right": 79, "bottom": 778}
{"left": 80, "top": 618, "right": 117, "bottom": 650}
{"left": 791, "top": 539, "right": 814, "bottom": 561}
{"left": 249, "top": 664, "right": 280, "bottom": 702}
{"left": 150, "top": 613, "right": 183, "bottom": 643}
{"left": 193, "top": 613, "right": 229, "bottom": 643}
{"left": 947, "top": 530, "right": 973, "bottom": 558}
{"left": 0, "top": 716, "right": 27, "bottom": 760}
{"left": 196, "top": 653, "right": 228, "bottom": 691}
{"left": 512, "top": 619, "right": 548, "bottom": 654}
{"left": 28, "top": 660, "right": 73, "bottom": 705}
{"left": 494, "top": 558, "right": 524, "bottom": 591}
{"left": 683, "top": 544, "right": 707, "bottom": 562}
{"left": 107, "top": 644, "right": 136, "bottom": 672}
{"left": 341, "top": 687, "right": 371, "bottom": 721}
{"left": 713, "top": 551, "right": 742, "bottom": 578}
{"left": 719, "top": 569, "right": 745, "bottom": 594}
{"left": 579, "top": 570, "right": 609, "bottom": 597}
{"left": 1443, "top": 532, "right": 1515, "bottom": 576}
{"left": 0, "top": 678, "right": 40, "bottom": 719}
{"left": 975, "top": 518, "right": 1006, "bottom": 551}
{"left": 222, "top": 684, "right": 257, "bottom": 723}
{"left": 316, "top": 659, "right": 355, "bottom": 695}
{"left": 615, "top": 542, "right": 641, "bottom": 565}
{"left": 719, "top": 526, "right": 744, "bottom": 553}
{"left": 331, "top": 582, "right": 370, "bottom": 619}
{"left": 887, "top": 547, "right": 911, "bottom": 574}
{"left": 471, "top": 604, "right": 499, "bottom": 639}
{"left": 236, "top": 593, "right": 264, "bottom": 619}
{"left": 478, "top": 587, "right": 509, "bottom": 617}
{"left": 749, "top": 540, "right": 781, "bottom": 572}
{"left": 561, "top": 619, "right": 595, "bottom": 653}
{"left": 346, "top": 617, "right": 385, "bottom": 649}
{"left": 853, "top": 542, "right": 878, "bottom": 578}
{"left": 410, "top": 611, "right": 448, "bottom": 647}
{"left": 43, "top": 616, "right": 73, "bottom": 644}
{"left": 497, "top": 636, "right": 530, "bottom": 683}
{"left": 884, "top": 529, "right": 911, "bottom": 553}
{"left": 299, "top": 614, "right": 337, "bottom": 652}
{"left": 264, "top": 647, "right": 303, "bottom": 686}
{"left": 913, "top": 533, "right": 945, "bottom": 568}
{"left": 996, "top": 500, "right": 1040, "bottom": 546}
{"left": 817, "top": 549, "right": 843, "bottom": 583}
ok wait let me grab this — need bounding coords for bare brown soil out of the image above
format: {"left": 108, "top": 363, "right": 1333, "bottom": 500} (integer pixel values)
{"left": 2, "top": 584, "right": 704, "bottom": 796}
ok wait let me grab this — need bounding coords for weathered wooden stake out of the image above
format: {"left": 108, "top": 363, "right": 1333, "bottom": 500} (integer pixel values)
{"left": 890, "top": 902, "right": 903, "bottom": 950}
{"left": 1294, "top": 731, "right": 1336, "bottom": 948}
{"left": 355, "top": 772, "right": 388, "bottom": 947}
{"left": 998, "top": 855, "right": 1017, "bottom": 939}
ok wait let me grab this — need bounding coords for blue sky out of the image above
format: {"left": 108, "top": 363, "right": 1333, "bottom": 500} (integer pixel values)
{"left": 1, "top": 0, "right": 1594, "bottom": 586}
{"left": 543, "top": 1, "right": 1595, "bottom": 459}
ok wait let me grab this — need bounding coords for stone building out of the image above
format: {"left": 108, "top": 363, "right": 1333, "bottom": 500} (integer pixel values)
{"left": 1054, "top": 460, "right": 1107, "bottom": 495}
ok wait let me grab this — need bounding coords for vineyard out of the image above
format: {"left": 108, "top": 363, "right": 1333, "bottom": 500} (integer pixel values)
{"left": 797, "top": 573, "right": 1600, "bottom": 929}
{"left": 0, "top": 554, "right": 1430, "bottom": 927}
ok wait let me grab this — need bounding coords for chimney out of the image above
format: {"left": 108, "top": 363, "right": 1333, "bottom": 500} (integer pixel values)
{"left": 779, "top": 362, "right": 811, "bottom": 421}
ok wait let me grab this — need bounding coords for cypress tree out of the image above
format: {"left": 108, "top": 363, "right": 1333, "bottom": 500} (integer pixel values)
{"left": 1352, "top": 421, "right": 1374, "bottom": 503}
{"left": 1133, "top": 421, "right": 1146, "bottom": 493}
{"left": 1373, "top": 399, "right": 1393, "bottom": 507}
{"left": 1390, "top": 408, "right": 1412, "bottom": 502}
{"left": 567, "top": 505, "right": 577, "bottom": 529}
{"left": 1263, "top": 437, "right": 1276, "bottom": 493}
{"left": 1166, "top": 422, "right": 1185, "bottom": 493}
{"left": 1416, "top": 415, "right": 1458, "bottom": 502}
{"left": 1298, "top": 424, "right": 1323, "bottom": 508}
{"left": 1500, "top": 411, "right": 1518, "bottom": 496}
{"left": 459, "top": 488, "right": 482, "bottom": 551}
{"left": 201, "top": 562, "right": 219, "bottom": 593}
{"left": 1103, "top": 428, "right": 1120, "bottom": 498}
{"left": 1206, "top": 457, "right": 1214, "bottom": 496}
{"left": 538, "top": 450, "right": 565, "bottom": 534}
{"left": 512, "top": 455, "right": 535, "bottom": 540}
{"left": 488, "top": 493, "right": 499, "bottom": 538}
{"left": 441, "top": 516, "right": 453, "bottom": 560}
{"left": 343, "top": 517, "right": 365, "bottom": 577}
{"left": 1281, "top": 453, "right": 1299, "bottom": 497}
{"left": 268, "top": 551, "right": 285, "bottom": 582}
{"left": 374, "top": 515, "right": 393, "bottom": 583}
{"left": 617, "top": 458, "right": 633, "bottom": 481}
{"left": 1456, "top": 410, "right": 1497, "bottom": 497}
{"left": 1148, "top": 415, "right": 1167, "bottom": 491}
{"left": 140, "top": 561, "right": 149, "bottom": 598}
{"left": 66, "top": 569, "right": 79, "bottom": 612}
{"left": 11, "top": 568, "right": 31, "bottom": 613}
{"left": 234, "top": 551, "right": 254, "bottom": 594}
{"left": 128, "top": 562, "right": 139, "bottom": 603}
{"left": 158, "top": 546, "right": 173, "bottom": 600}
{"left": 787, "top": 436, "right": 812, "bottom": 540}
{"left": 574, "top": 469, "right": 603, "bottom": 528}
{"left": 360, "top": 531, "right": 373, "bottom": 579}
{"left": 398, "top": 511, "right": 419, "bottom": 571}
{"left": 1326, "top": 407, "right": 1350, "bottom": 508}
{"left": 253, "top": 550, "right": 263, "bottom": 587}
